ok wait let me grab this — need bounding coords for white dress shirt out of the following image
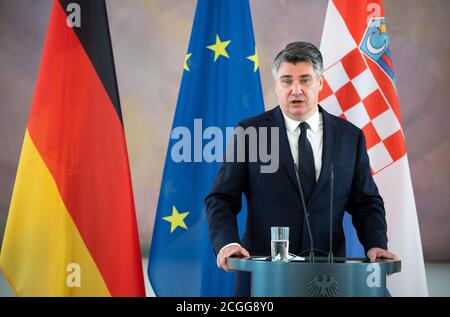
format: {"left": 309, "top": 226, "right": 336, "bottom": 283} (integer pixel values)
{"left": 217, "top": 108, "right": 324, "bottom": 258}
{"left": 282, "top": 108, "right": 323, "bottom": 181}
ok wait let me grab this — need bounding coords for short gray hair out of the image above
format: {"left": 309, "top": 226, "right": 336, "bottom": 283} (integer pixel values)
{"left": 272, "top": 42, "right": 324, "bottom": 78}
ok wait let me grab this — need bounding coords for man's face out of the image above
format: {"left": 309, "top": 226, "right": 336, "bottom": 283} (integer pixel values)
{"left": 275, "top": 61, "right": 323, "bottom": 121}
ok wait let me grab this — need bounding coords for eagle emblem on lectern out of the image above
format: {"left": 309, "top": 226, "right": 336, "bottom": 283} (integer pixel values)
{"left": 308, "top": 274, "right": 339, "bottom": 297}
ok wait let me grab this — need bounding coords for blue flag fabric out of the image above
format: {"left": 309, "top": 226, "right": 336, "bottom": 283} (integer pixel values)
{"left": 343, "top": 213, "right": 365, "bottom": 257}
{"left": 148, "top": 0, "right": 264, "bottom": 296}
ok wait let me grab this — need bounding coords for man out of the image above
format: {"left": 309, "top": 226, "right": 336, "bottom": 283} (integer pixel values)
{"left": 205, "top": 42, "right": 397, "bottom": 296}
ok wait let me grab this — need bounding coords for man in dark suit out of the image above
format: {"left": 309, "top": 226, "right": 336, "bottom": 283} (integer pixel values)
{"left": 205, "top": 42, "right": 397, "bottom": 296}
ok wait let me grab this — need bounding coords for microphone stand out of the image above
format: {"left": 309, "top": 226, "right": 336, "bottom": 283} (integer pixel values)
{"left": 328, "top": 163, "right": 335, "bottom": 263}
{"left": 295, "top": 164, "right": 315, "bottom": 263}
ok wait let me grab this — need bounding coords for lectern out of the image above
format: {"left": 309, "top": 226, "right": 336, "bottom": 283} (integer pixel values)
{"left": 227, "top": 257, "right": 401, "bottom": 297}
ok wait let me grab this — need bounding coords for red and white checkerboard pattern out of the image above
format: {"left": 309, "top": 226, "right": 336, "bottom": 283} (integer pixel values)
{"left": 319, "top": 0, "right": 428, "bottom": 297}
{"left": 319, "top": 48, "right": 405, "bottom": 174}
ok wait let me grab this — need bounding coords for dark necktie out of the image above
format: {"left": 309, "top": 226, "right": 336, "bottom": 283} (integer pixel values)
{"left": 298, "top": 122, "right": 316, "bottom": 202}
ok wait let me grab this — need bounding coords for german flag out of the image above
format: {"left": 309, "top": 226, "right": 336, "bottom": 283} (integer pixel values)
{"left": 0, "top": 1, "right": 145, "bottom": 296}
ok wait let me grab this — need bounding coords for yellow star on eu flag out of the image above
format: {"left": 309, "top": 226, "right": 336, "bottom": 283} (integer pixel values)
{"left": 207, "top": 34, "right": 231, "bottom": 62}
{"left": 184, "top": 53, "right": 192, "bottom": 71}
{"left": 163, "top": 206, "right": 189, "bottom": 233}
{"left": 247, "top": 46, "right": 259, "bottom": 72}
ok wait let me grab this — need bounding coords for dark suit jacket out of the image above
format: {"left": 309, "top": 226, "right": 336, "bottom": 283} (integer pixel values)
{"left": 205, "top": 105, "right": 387, "bottom": 295}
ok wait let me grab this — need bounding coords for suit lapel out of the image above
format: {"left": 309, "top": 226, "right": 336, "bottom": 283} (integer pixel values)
{"left": 307, "top": 106, "right": 339, "bottom": 208}
{"left": 273, "top": 106, "right": 300, "bottom": 192}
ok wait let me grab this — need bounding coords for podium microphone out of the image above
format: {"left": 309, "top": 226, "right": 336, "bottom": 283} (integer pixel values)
{"left": 328, "top": 163, "right": 334, "bottom": 263}
{"left": 295, "top": 164, "right": 315, "bottom": 263}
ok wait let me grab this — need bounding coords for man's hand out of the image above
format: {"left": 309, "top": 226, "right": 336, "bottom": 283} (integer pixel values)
{"left": 217, "top": 244, "right": 250, "bottom": 272}
{"left": 367, "top": 247, "right": 398, "bottom": 262}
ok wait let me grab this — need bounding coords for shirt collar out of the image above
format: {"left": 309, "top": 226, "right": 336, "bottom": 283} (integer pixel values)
{"left": 282, "top": 107, "right": 320, "bottom": 134}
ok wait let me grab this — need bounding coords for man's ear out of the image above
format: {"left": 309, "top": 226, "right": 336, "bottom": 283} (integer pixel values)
{"left": 318, "top": 76, "right": 324, "bottom": 91}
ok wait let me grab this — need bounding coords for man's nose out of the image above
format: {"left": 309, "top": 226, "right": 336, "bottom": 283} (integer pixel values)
{"left": 292, "top": 82, "right": 302, "bottom": 95}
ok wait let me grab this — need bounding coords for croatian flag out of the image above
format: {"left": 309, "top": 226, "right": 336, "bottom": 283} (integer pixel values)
{"left": 319, "top": 0, "right": 427, "bottom": 296}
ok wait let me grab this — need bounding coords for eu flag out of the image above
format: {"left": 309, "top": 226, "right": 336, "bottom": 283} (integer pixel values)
{"left": 148, "top": 0, "right": 265, "bottom": 296}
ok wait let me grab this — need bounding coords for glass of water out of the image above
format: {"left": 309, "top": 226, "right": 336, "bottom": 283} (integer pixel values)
{"left": 271, "top": 226, "right": 289, "bottom": 262}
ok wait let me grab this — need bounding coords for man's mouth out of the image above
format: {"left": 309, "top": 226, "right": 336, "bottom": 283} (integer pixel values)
{"left": 290, "top": 100, "right": 304, "bottom": 104}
